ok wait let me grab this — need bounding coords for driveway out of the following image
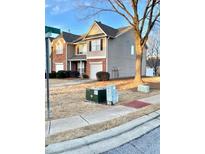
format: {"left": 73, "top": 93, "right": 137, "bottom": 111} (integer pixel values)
{"left": 46, "top": 78, "right": 94, "bottom": 88}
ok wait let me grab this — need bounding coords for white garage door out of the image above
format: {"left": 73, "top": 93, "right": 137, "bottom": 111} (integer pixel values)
{"left": 90, "top": 63, "right": 102, "bottom": 79}
{"left": 55, "top": 63, "right": 64, "bottom": 72}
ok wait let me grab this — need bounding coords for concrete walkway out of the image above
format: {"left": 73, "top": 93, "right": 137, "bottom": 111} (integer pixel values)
{"left": 46, "top": 110, "right": 160, "bottom": 154}
{"left": 45, "top": 94, "right": 160, "bottom": 137}
{"left": 138, "top": 94, "right": 160, "bottom": 104}
{"left": 46, "top": 105, "right": 137, "bottom": 137}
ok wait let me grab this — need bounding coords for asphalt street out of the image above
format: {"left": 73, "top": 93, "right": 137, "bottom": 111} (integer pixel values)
{"left": 103, "top": 127, "right": 160, "bottom": 154}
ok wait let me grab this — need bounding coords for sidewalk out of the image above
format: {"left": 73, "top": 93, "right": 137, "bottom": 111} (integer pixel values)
{"left": 47, "top": 79, "right": 94, "bottom": 88}
{"left": 46, "top": 94, "right": 160, "bottom": 144}
{"left": 46, "top": 110, "right": 160, "bottom": 154}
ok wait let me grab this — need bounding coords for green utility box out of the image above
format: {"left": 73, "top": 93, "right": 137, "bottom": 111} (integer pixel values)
{"left": 86, "top": 87, "right": 107, "bottom": 103}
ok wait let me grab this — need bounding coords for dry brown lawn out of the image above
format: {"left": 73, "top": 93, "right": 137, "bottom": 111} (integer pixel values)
{"left": 46, "top": 77, "right": 160, "bottom": 121}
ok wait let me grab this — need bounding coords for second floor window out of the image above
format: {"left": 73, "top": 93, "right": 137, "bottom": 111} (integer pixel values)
{"left": 56, "top": 42, "right": 63, "bottom": 54}
{"left": 77, "top": 44, "right": 87, "bottom": 54}
{"left": 91, "top": 39, "right": 101, "bottom": 51}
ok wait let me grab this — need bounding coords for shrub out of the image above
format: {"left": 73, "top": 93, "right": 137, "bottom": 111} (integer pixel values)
{"left": 82, "top": 73, "right": 89, "bottom": 79}
{"left": 70, "top": 71, "right": 80, "bottom": 78}
{"left": 49, "top": 71, "right": 56, "bottom": 78}
{"left": 45, "top": 71, "right": 56, "bottom": 78}
{"left": 96, "top": 71, "right": 110, "bottom": 81}
{"left": 56, "top": 70, "right": 67, "bottom": 78}
{"left": 65, "top": 71, "right": 71, "bottom": 78}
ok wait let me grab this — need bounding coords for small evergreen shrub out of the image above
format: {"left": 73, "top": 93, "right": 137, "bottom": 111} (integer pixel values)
{"left": 96, "top": 71, "right": 110, "bottom": 81}
{"left": 56, "top": 70, "right": 67, "bottom": 78}
{"left": 70, "top": 71, "right": 80, "bottom": 78}
{"left": 82, "top": 73, "right": 89, "bottom": 79}
{"left": 49, "top": 71, "right": 56, "bottom": 78}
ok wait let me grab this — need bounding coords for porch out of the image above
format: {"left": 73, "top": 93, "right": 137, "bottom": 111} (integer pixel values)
{"left": 68, "top": 58, "right": 87, "bottom": 76}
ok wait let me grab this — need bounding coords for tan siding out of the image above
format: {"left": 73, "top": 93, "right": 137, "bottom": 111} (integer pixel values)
{"left": 87, "top": 24, "right": 103, "bottom": 36}
{"left": 86, "top": 38, "right": 106, "bottom": 58}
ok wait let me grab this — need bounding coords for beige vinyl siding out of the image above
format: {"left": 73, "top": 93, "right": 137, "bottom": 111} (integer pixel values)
{"left": 86, "top": 38, "right": 106, "bottom": 58}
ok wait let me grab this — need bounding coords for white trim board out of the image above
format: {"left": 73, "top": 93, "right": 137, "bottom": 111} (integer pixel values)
{"left": 87, "top": 56, "right": 106, "bottom": 59}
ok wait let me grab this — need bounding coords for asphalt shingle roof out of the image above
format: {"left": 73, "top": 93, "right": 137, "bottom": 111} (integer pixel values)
{"left": 72, "top": 21, "right": 133, "bottom": 43}
{"left": 61, "top": 32, "right": 81, "bottom": 43}
{"left": 96, "top": 21, "right": 132, "bottom": 38}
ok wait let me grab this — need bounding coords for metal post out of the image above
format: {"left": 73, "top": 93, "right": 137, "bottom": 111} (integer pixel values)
{"left": 46, "top": 37, "right": 50, "bottom": 119}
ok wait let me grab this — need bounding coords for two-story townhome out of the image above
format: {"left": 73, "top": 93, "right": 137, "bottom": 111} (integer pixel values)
{"left": 51, "top": 32, "right": 81, "bottom": 72}
{"left": 51, "top": 21, "right": 146, "bottom": 79}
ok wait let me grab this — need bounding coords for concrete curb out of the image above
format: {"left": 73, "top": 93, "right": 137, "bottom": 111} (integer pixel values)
{"left": 46, "top": 110, "right": 160, "bottom": 154}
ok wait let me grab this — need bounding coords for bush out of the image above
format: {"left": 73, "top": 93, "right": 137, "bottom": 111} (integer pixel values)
{"left": 82, "top": 73, "right": 89, "bottom": 79}
{"left": 65, "top": 71, "right": 71, "bottom": 78}
{"left": 55, "top": 70, "right": 80, "bottom": 78}
{"left": 56, "top": 70, "right": 67, "bottom": 78}
{"left": 45, "top": 71, "right": 56, "bottom": 78}
{"left": 96, "top": 71, "right": 110, "bottom": 81}
{"left": 49, "top": 71, "right": 56, "bottom": 78}
{"left": 70, "top": 71, "right": 80, "bottom": 78}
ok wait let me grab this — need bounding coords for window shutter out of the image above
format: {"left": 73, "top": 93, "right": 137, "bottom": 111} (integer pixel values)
{"left": 89, "top": 41, "right": 92, "bottom": 51}
{"left": 77, "top": 46, "right": 79, "bottom": 54}
{"left": 100, "top": 39, "right": 103, "bottom": 51}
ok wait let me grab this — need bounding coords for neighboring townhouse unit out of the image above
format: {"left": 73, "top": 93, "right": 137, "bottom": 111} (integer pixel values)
{"left": 51, "top": 32, "right": 81, "bottom": 72}
{"left": 51, "top": 21, "right": 146, "bottom": 79}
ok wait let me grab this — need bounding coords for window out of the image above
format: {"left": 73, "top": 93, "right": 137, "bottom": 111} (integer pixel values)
{"left": 77, "top": 44, "right": 87, "bottom": 54}
{"left": 131, "top": 45, "right": 135, "bottom": 55}
{"left": 91, "top": 39, "right": 101, "bottom": 51}
{"left": 56, "top": 42, "right": 63, "bottom": 54}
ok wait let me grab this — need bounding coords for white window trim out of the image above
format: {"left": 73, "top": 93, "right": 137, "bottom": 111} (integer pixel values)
{"left": 91, "top": 39, "right": 101, "bottom": 52}
{"left": 76, "top": 44, "right": 87, "bottom": 55}
{"left": 56, "top": 42, "right": 63, "bottom": 54}
{"left": 131, "top": 45, "right": 135, "bottom": 55}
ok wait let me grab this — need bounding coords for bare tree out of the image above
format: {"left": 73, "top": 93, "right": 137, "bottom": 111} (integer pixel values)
{"left": 146, "top": 34, "right": 160, "bottom": 75}
{"left": 76, "top": 0, "right": 160, "bottom": 84}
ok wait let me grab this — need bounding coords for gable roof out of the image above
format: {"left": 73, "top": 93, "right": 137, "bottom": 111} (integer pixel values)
{"left": 96, "top": 21, "right": 132, "bottom": 38}
{"left": 72, "top": 21, "right": 133, "bottom": 43}
{"left": 62, "top": 32, "right": 81, "bottom": 42}
{"left": 95, "top": 21, "right": 118, "bottom": 38}
{"left": 55, "top": 32, "right": 81, "bottom": 43}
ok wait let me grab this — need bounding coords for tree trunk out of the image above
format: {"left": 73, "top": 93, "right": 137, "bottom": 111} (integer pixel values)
{"left": 134, "top": 30, "right": 143, "bottom": 84}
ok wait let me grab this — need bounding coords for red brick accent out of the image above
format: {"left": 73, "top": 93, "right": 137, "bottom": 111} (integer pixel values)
{"left": 86, "top": 58, "right": 106, "bottom": 77}
{"left": 51, "top": 38, "right": 67, "bottom": 72}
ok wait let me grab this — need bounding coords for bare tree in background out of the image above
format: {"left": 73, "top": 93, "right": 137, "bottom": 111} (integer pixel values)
{"left": 76, "top": 0, "right": 160, "bottom": 85}
{"left": 147, "top": 34, "right": 160, "bottom": 76}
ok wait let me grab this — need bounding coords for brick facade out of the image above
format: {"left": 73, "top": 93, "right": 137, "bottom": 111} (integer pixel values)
{"left": 86, "top": 58, "right": 106, "bottom": 77}
{"left": 51, "top": 38, "right": 67, "bottom": 72}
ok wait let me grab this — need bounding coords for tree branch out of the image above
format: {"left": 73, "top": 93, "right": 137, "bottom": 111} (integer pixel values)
{"left": 114, "top": 0, "right": 134, "bottom": 20}
{"left": 140, "top": 0, "right": 151, "bottom": 34}
{"left": 141, "top": 11, "right": 160, "bottom": 46}
{"left": 107, "top": 0, "right": 134, "bottom": 26}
